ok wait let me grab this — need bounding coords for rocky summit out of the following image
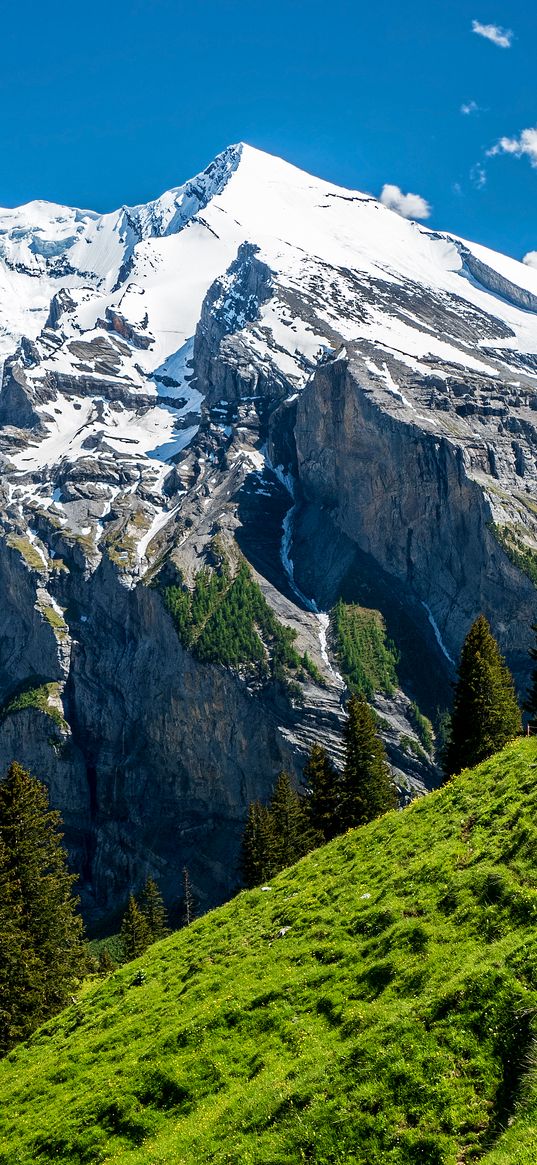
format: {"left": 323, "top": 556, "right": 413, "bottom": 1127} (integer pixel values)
{"left": 1, "top": 143, "right": 536, "bottom": 921}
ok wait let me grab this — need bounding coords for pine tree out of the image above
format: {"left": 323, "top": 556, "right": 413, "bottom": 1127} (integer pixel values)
{"left": 98, "top": 946, "right": 117, "bottom": 975}
{"left": 240, "top": 772, "right": 318, "bottom": 889}
{"left": 0, "top": 835, "right": 42, "bottom": 1054}
{"left": 240, "top": 801, "right": 278, "bottom": 888}
{"left": 140, "top": 876, "right": 169, "bottom": 942}
{"left": 302, "top": 744, "right": 342, "bottom": 841}
{"left": 0, "top": 762, "right": 86, "bottom": 1039}
{"left": 525, "top": 622, "right": 537, "bottom": 727}
{"left": 269, "top": 770, "right": 317, "bottom": 871}
{"left": 340, "top": 694, "right": 397, "bottom": 828}
{"left": 181, "top": 867, "right": 196, "bottom": 927}
{"left": 120, "top": 893, "right": 151, "bottom": 961}
{"left": 444, "top": 614, "right": 522, "bottom": 778}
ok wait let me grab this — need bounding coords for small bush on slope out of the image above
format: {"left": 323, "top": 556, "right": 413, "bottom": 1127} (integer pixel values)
{"left": 2, "top": 741, "right": 537, "bottom": 1162}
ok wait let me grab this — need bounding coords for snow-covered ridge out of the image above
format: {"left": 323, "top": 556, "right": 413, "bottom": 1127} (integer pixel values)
{"left": 2, "top": 141, "right": 537, "bottom": 580}
{"left": 1, "top": 141, "right": 537, "bottom": 361}
{"left": 118, "top": 142, "right": 243, "bottom": 241}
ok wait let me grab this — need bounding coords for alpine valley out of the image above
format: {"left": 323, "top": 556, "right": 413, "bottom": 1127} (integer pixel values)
{"left": 1, "top": 142, "right": 537, "bottom": 923}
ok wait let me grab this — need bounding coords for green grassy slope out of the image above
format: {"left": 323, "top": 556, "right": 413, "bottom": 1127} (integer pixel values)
{"left": 2, "top": 740, "right": 537, "bottom": 1165}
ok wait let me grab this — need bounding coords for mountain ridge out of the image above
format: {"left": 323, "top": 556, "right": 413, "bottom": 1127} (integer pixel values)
{"left": 0, "top": 142, "right": 536, "bottom": 916}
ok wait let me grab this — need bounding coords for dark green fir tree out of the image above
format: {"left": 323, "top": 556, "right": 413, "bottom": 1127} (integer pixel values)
{"left": 98, "top": 947, "right": 117, "bottom": 975}
{"left": 140, "top": 876, "right": 169, "bottom": 942}
{"left": 120, "top": 893, "right": 151, "bottom": 961}
{"left": 0, "top": 834, "right": 41, "bottom": 1054}
{"left": 0, "top": 761, "right": 86, "bottom": 1042}
{"left": 240, "top": 801, "right": 277, "bottom": 888}
{"left": 181, "top": 866, "right": 196, "bottom": 927}
{"left": 302, "top": 744, "right": 341, "bottom": 841}
{"left": 269, "top": 770, "right": 317, "bottom": 870}
{"left": 340, "top": 694, "right": 397, "bottom": 828}
{"left": 444, "top": 614, "right": 522, "bottom": 778}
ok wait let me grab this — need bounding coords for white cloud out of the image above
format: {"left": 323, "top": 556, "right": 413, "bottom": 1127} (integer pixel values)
{"left": 487, "top": 126, "right": 537, "bottom": 166}
{"left": 523, "top": 252, "right": 537, "bottom": 269}
{"left": 472, "top": 20, "right": 513, "bottom": 47}
{"left": 461, "top": 100, "right": 480, "bottom": 115}
{"left": 470, "top": 163, "right": 487, "bottom": 189}
{"left": 379, "top": 183, "right": 431, "bottom": 220}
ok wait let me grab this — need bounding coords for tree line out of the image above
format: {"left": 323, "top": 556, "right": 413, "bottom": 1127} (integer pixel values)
{"left": 241, "top": 613, "right": 529, "bottom": 886}
{"left": 240, "top": 691, "right": 397, "bottom": 886}
{"left": 116, "top": 866, "right": 196, "bottom": 964}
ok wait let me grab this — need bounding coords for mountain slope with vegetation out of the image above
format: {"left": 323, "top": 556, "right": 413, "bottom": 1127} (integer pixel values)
{"left": 2, "top": 739, "right": 537, "bottom": 1164}
{"left": 2, "top": 143, "right": 537, "bottom": 917}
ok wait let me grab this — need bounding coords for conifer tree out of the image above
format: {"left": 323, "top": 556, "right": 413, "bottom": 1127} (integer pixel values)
{"left": 340, "top": 694, "right": 397, "bottom": 828}
{"left": 181, "top": 866, "right": 196, "bottom": 927}
{"left": 140, "top": 876, "right": 169, "bottom": 942}
{"left": 0, "top": 835, "right": 41, "bottom": 1054}
{"left": 240, "top": 772, "right": 318, "bottom": 889}
{"left": 98, "top": 947, "right": 117, "bottom": 975}
{"left": 444, "top": 614, "right": 522, "bottom": 778}
{"left": 0, "top": 762, "right": 86, "bottom": 1036}
{"left": 269, "top": 770, "right": 317, "bottom": 870}
{"left": 120, "top": 893, "right": 151, "bottom": 961}
{"left": 525, "top": 622, "right": 537, "bottom": 727}
{"left": 302, "top": 744, "right": 342, "bottom": 841}
{"left": 240, "top": 801, "right": 277, "bottom": 888}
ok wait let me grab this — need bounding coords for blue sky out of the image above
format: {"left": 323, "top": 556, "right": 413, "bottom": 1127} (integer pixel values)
{"left": 1, "top": 0, "right": 536, "bottom": 260}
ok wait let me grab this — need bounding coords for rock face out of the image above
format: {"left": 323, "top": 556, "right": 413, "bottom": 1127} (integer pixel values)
{"left": 60, "top": 558, "right": 298, "bottom": 916}
{"left": 0, "top": 143, "right": 537, "bottom": 924}
{"left": 293, "top": 350, "right": 537, "bottom": 681}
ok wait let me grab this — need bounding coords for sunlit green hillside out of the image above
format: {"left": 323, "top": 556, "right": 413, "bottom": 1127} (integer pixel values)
{"left": 2, "top": 739, "right": 537, "bottom": 1164}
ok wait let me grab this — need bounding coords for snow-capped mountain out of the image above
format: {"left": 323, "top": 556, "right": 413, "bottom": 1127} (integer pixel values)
{"left": 3, "top": 143, "right": 537, "bottom": 568}
{"left": 3, "top": 143, "right": 537, "bottom": 561}
{"left": 1, "top": 142, "right": 537, "bottom": 916}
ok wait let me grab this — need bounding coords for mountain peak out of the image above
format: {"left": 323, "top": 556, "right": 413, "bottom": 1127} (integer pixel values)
{"left": 1, "top": 139, "right": 537, "bottom": 944}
